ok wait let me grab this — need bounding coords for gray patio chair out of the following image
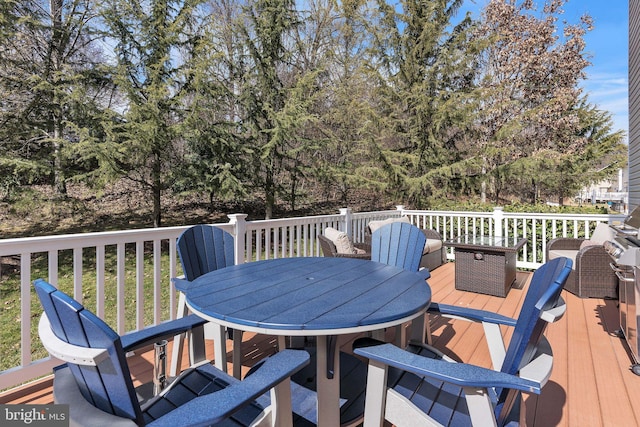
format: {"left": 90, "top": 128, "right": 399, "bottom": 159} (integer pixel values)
{"left": 353, "top": 256, "right": 572, "bottom": 427}
{"left": 318, "top": 232, "right": 370, "bottom": 259}
{"left": 34, "top": 279, "right": 309, "bottom": 427}
{"left": 546, "top": 222, "right": 618, "bottom": 298}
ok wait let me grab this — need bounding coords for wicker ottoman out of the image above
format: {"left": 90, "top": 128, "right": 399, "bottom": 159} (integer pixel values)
{"left": 446, "top": 236, "right": 527, "bottom": 298}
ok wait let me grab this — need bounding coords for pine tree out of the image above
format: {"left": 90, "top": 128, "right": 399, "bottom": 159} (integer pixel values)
{"left": 97, "top": 0, "right": 204, "bottom": 226}
{"left": 0, "top": 0, "right": 109, "bottom": 198}
{"left": 364, "top": 0, "right": 477, "bottom": 206}
{"left": 174, "top": 0, "right": 248, "bottom": 209}
{"left": 233, "top": 0, "right": 316, "bottom": 218}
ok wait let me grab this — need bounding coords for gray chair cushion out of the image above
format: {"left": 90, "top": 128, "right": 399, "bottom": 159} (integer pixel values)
{"left": 324, "top": 227, "right": 357, "bottom": 254}
{"left": 548, "top": 249, "right": 578, "bottom": 268}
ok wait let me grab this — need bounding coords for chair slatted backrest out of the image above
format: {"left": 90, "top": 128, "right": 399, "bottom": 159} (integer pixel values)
{"left": 34, "top": 279, "right": 143, "bottom": 425}
{"left": 370, "top": 222, "right": 426, "bottom": 272}
{"left": 177, "top": 225, "right": 235, "bottom": 281}
{"left": 501, "top": 257, "right": 571, "bottom": 375}
{"left": 496, "top": 256, "right": 572, "bottom": 424}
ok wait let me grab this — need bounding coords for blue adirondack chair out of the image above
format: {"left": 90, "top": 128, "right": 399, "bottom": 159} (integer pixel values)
{"left": 353, "top": 256, "right": 572, "bottom": 427}
{"left": 34, "top": 279, "right": 309, "bottom": 427}
{"left": 370, "top": 222, "right": 430, "bottom": 278}
{"left": 369, "top": 222, "right": 431, "bottom": 345}
{"left": 173, "top": 224, "right": 239, "bottom": 377}
{"left": 177, "top": 224, "right": 235, "bottom": 281}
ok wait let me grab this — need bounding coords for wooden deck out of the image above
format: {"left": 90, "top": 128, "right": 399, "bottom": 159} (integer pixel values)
{"left": 2, "top": 262, "right": 640, "bottom": 426}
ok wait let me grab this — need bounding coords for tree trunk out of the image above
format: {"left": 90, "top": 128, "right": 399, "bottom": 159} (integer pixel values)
{"left": 480, "top": 159, "right": 487, "bottom": 203}
{"left": 264, "top": 164, "right": 275, "bottom": 219}
{"left": 289, "top": 170, "right": 297, "bottom": 211}
{"left": 53, "top": 124, "right": 66, "bottom": 195}
{"left": 209, "top": 191, "right": 215, "bottom": 213}
{"left": 152, "top": 155, "right": 162, "bottom": 227}
{"left": 50, "top": 0, "right": 66, "bottom": 196}
{"left": 265, "top": 189, "right": 274, "bottom": 220}
{"left": 153, "top": 185, "right": 162, "bottom": 228}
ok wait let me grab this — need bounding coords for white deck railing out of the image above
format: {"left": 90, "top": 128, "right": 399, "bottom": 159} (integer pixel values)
{"left": 0, "top": 206, "right": 626, "bottom": 390}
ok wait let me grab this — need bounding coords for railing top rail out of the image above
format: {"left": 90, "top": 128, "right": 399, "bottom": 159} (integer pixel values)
{"left": 402, "top": 209, "right": 493, "bottom": 217}
{"left": 0, "top": 224, "right": 215, "bottom": 256}
{"left": 351, "top": 210, "right": 400, "bottom": 218}
{"left": 500, "top": 212, "right": 624, "bottom": 220}
{"left": 245, "top": 213, "right": 344, "bottom": 226}
{"left": 402, "top": 209, "right": 626, "bottom": 222}
{"left": 1, "top": 209, "right": 627, "bottom": 252}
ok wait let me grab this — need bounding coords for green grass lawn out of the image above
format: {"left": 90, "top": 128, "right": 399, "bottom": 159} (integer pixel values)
{"left": 0, "top": 248, "right": 178, "bottom": 373}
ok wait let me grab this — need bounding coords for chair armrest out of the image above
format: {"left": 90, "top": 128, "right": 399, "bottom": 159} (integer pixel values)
{"left": 574, "top": 244, "right": 615, "bottom": 277}
{"left": 353, "top": 342, "right": 541, "bottom": 394}
{"left": 146, "top": 349, "right": 310, "bottom": 427}
{"left": 427, "top": 302, "right": 515, "bottom": 369}
{"left": 39, "top": 313, "right": 207, "bottom": 364}
{"left": 576, "top": 244, "right": 612, "bottom": 264}
{"left": 427, "top": 302, "right": 517, "bottom": 327}
{"left": 171, "top": 277, "right": 191, "bottom": 292}
{"left": 354, "top": 242, "right": 372, "bottom": 252}
{"left": 422, "top": 229, "right": 443, "bottom": 241}
{"left": 547, "top": 238, "right": 582, "bottom": 251}
{"left": 417, "top": 268, "right": 431, "bottom": 280}
{"left": 319, "top": 235, "right": 370, "bottom": 259}
{"left": 335, "top": 252, "right": 371, "bottom": 260}
{"left": 121, "top": 314, "right": 207, "bottom": 352}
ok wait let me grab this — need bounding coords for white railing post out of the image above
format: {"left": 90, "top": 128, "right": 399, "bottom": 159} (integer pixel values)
{"left": 493, "top": 207, "right": 504, "bottom": 238}
{"left": 20, "top": 253, "right": 31, "bottom": 368}
{"left": 228, "top": 214, "right": 248, "bottom": 264}
{"left": 340, "top": 208, "right": 352, "bottom": 237}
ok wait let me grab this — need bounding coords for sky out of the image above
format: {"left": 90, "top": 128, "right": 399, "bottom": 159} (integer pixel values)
{"left": 462, "top": 0, "right": 629, "bottom": 141}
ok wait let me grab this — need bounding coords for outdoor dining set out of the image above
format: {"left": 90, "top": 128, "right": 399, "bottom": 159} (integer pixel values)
{"left": 33, "top": 218, "right": 573, "bottom": 427}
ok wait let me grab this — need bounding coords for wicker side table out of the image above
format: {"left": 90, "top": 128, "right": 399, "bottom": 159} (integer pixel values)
{"left": 445, "top": 236, "right": 527, "bottom": 297}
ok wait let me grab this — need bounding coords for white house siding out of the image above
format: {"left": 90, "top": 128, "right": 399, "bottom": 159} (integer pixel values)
{"left": 629, "top": 0, "right": 640, "bottom": 209}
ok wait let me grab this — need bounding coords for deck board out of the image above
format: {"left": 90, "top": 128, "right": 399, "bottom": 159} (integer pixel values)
{"left": 2, "top": 262, "right": 639, "bottom": 426}
{"left": 567, "top": 296, "right": 602, "bottom": 426}
{"left": 586, "top": 297, "right": 634, "bottom": 426}
{"left": 598, "top": 298, "right": 640, "bottom": 425}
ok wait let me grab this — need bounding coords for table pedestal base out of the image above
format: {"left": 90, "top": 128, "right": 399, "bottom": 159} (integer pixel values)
{"left": 291, "top": 346, "right": 367, "bottom": 426}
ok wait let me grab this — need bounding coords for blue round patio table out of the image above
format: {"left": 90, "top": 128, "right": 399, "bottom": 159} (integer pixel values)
{"left": 185, "top": 257, "right": 431, "bottom": 427}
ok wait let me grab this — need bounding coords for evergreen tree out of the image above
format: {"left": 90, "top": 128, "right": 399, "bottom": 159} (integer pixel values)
{"left": 365, "top": 0, "right": 477, "bottom": 206}
{"left": 298, "top": 0, "right": 375, "bottom": 204}
{"left": 0, "top": 0, "right": 109, "bottom": 198}
{"left": 173, "top": 0, "right": 248, "bottom": 210}
{"left": 0, "top": 0, "right": 629, "bottom": 215}
{"left": 544, "top": 99, "right": 627, "bottom": 204}
{"left": 234, "top": 0, "right": 316, "bottom": 218}
{"left": 96, "top": 0, "right": 205, "bottom": 226}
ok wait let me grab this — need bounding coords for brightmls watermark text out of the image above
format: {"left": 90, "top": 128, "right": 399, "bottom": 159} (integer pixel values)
{"left": 1, "top": 405, "right": 68, "bottom": 426}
